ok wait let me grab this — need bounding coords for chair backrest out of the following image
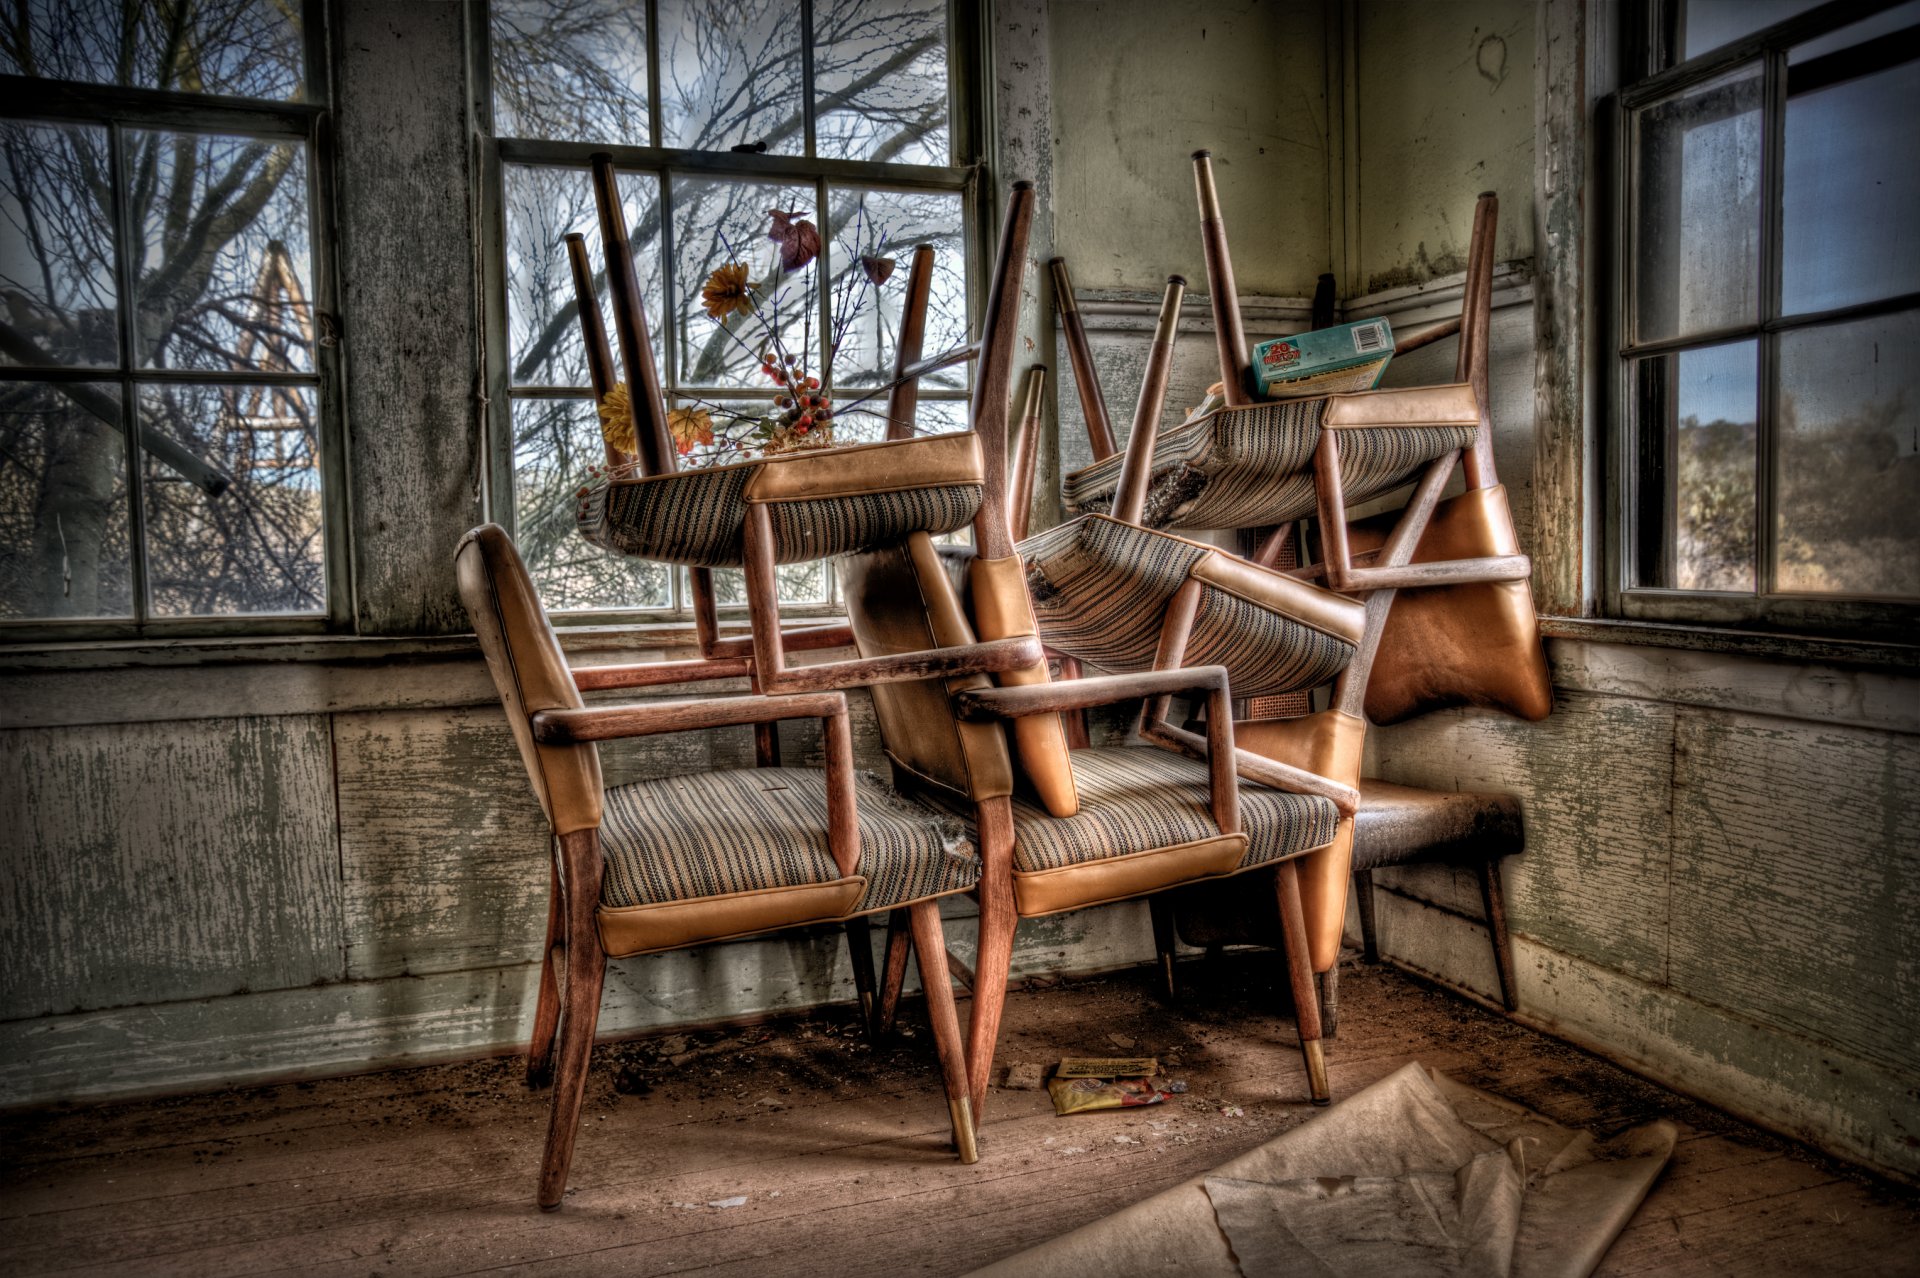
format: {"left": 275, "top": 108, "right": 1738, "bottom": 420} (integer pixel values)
{"left": 455, "top": 524, "right": 604, "bottom": 836}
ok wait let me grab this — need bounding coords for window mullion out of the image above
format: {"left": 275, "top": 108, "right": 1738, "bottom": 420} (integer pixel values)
{"left": 1757, "top": 48, "right": 1787, "bottom": 599}
{"left": 800, "top": 0, "right": 818, "bottom": 159}
{"left": 645, "top": 0, "right": 662, "bottom": 151}
{"left": 105, "top": 122, "right": 150, "bottom": 629}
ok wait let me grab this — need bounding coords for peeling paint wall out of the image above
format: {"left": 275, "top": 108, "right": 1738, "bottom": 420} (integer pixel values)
{"left": 1048, "top": 0, "right": 1332, "bottom": 296}
{"left": 1352, "top": 0, "right": 1534, "bottom": 294}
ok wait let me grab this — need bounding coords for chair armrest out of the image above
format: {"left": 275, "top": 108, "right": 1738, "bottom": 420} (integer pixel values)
{"left": 952, "top": 666, "right": 1229, "bottom": 720}
{"left": 1141, "top": 720, "right": 1361, "bottom": 818}
{"left": 531, "top": 691, "right": 846, "bottom": 744}
{"left": 957, "top": 667, "right": 1245, "bottom": 837}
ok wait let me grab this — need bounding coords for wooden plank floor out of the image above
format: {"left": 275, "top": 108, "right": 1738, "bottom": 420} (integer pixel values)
{"left": 3, "top": 956, "right": 1916, "bottom": 1276}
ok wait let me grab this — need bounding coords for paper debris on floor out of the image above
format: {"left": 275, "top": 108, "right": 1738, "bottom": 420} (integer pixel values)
{"left": 969, "top": 1062, "right": 1676, "bottom": 1278}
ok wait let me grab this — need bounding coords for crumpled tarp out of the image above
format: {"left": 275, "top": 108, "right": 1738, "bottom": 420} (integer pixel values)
{"left": 967, "top": 1061, "right": 1675, "bottom": 1278}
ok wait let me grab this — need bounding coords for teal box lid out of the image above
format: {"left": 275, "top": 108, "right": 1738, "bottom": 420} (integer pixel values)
{"left": 1250, "top": 318, "right": 1394, "bottom": 400}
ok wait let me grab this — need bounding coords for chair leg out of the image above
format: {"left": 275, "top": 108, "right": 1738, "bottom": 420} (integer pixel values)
{"left": 526, "top": 857, "right": 564, "bottom": 1090}
{"left": 1476, "top": 859, "right": 1520, "bottom": 1012}
{"left": 1319, "top": 962, "right": 1339, "bottom": 1039}
{"left": 538, "top": 831, "right": 608, "bottom": 1212}
{"left": 845, "top": 915, "right": 879, "bottom": 1038}
{"left": 1149, "top": 895, "right": 1179, "bottom": 1001}
{"left": 909, "top": 901, "right": 979, "bottom": 1163}
{"left": 1355, "top": 868, "right": 1380, "bottom": 963}
{"left": 877, "top": 908, "right": 913, "bottom": 1037}
{"left": 1275, "top": 860, "right": 1331, "bottom": 1106}
{"left": 967, "top": 799, "right": 1020, "bottom": 1120}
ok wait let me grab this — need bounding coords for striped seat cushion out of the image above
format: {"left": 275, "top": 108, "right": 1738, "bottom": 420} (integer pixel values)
{"left": 600, "top": 767, "right": 979, "bottom": 915}
{"left": 578, "top": 464, "right": 980, "bottom": 568}
{"left": 1020, "top": 516, "right": 1356, "bottom": 699}
{"left": 926, "top": 747, "right": 1337, "bottom": 874}
{"left": 1063, "top": 399, "right": 1475, "bottom": 531}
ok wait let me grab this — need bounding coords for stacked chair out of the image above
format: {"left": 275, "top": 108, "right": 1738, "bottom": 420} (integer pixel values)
{"left": 1045, "top": 152, "right": 1549, "bottom": 1034}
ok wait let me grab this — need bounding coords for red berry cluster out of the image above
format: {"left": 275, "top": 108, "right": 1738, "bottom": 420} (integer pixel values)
{"left": 762, "top": 353, "right": 831, "bottom": 434}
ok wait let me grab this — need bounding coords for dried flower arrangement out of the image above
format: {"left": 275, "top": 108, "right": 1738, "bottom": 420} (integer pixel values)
{"left": 597, "top": 204, "right": 908, "bottom": 464}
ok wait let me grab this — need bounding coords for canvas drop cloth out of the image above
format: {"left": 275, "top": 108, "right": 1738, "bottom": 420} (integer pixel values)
{"left": 968, "top": 1061, "right": 1675, "bottom": 1278}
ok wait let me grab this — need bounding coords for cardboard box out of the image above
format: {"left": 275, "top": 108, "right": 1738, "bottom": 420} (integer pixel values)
{"left": 1250, "top": 318, "right": 1394, "bottom": 400}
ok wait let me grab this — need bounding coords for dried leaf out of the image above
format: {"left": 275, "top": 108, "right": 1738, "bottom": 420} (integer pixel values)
{"left": 767, "top": 207, "right": 822, "bottom": 272}
{"left": 700, "top": 262, "right": 754, "bottom": 321}
{"left": 667, "top": 406, "right": 714, "bottom": 456}
{"left": 596, "top": 382, "right": 636, "bottom": 455}
{"left": 859, "top": 254, "right": 896, "bottom": 286}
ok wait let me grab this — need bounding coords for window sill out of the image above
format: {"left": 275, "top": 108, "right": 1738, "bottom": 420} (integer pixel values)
{"left": 1540, "top": 616, "right": 1919, "bottom": 672}
{"left": 0, "top": 616, "right": 837, "bottom": 674}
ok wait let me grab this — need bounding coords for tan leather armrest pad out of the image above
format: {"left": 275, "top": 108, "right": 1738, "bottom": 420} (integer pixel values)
{"left": 743, "top": 432, "right": 983, "bottom": 502}
{"left": 1012, "top": 835, "right": 1247, "bottom": 917}
{"left": 597, "top": 877, "right": 865, "bottom": 957}
{"left": 1191, "top": 548, "right": 1367, "bottom": 645}
{"left": 969, "top": 553, "right": 1079, "bottom": 818}
{"left": 1321, "top": 384, "right": 1479, "bottom": 428}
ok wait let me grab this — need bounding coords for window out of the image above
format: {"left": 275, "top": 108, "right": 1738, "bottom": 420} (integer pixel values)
{"left": 1614, "top": 0, "right": 1920, "bottom": 638}
{"left": 0, "top": 0, "right": 341, "bottom": 638}
{"left": 484, "top": 0, "right": 981, "bottom": 620}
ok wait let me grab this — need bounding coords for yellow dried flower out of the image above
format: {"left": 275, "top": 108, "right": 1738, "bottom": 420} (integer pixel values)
{"left": 667, "top": 406, "right": 714, "bottom": 456}
{"left": 596, "top": 382, "right": 636, "bottom": 455}
{"left": 701, "top": 262, "right": 755, "bottom": 321}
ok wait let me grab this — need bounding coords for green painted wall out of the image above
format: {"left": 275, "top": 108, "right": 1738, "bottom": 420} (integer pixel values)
{"left": 1352, "top": 0, "right": 1534, "bottom": 293}
{"left": 1048, "top": 0, "right": 1332, "bottom": 296}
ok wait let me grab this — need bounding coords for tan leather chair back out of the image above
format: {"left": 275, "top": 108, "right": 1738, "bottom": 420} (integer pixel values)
{"left": 840, "top": 535, "right": 1015, "bottom": 804}
{"left": 455, "top": 524, "right": 604, "bottom": 835}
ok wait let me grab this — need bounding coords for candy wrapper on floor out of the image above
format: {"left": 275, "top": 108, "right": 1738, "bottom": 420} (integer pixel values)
{"left": 1047, "top": 1058, "right": 1181, "bottom": 1115}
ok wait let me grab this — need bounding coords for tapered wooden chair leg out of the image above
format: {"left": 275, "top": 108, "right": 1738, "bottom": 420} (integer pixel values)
{"left": 526, "top": 860, "right": 564, "bottom": 1090}
{"left": 1477, "top": 859, "right": 1520, "bottom": 1012}
{"left": 909, "top": 901, "right": 979, "bottom": 1163}
{"left": 877, "top": 908, "right": 913, "bottom": 1036}
{"left": 1355, "top": 868, "right": 1381, "bottom": 963}
{"left": 967, "top": 891, "right": 1019, "bottom": 1120}
{"left": 1149, "top": 895, "right": 1179, "bottom": 1002}
{"left": 538, "top": 831, "right": 608, "bottom": 1211}
{"left": 1275, "top": 860, "right": 1331, "bottom": 1106}
{"left": 845, "top": 915, "right": 880, "bottom": 1038}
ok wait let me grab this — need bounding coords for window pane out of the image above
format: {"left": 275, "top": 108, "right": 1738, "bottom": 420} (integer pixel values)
{"left": 505, "top": 164, "right": 662, "bottom": 389}
{"left": 0, "top": 122, "right": 118, "bottom": 368}
{"left": 1781, "top": 57, "right": 1920, "bottom": 315}
{"left": 657, "top": 0, "right": 804, "bottom": 155}
{"left": 0, "top": 382, "right": 130, "bottom": 619}
{"left": 1683, "top": 0, "right": 1823, "bottom": 59}
{"left": 1774, "top": 311, "right": 1920, "bottom": 598}
{"left": 140, "top": 382, "right": 324, "bottom": 616}
{"left": 673, "top": 174, "right": 814, "bottom": 391}
{"left": 0, "top": 0, "right": 304, "bottom": 100}
{"left": 127, "top": 131, "right": 312, "bottom": 376}
{"left": 705, "top": 561, "right": 830, "bottom": 607}
{"left": 511, "top": 397, "right": 670, "bottom": 611}
{"left": 814, "top": 0, "right": 951, "bottom": 164}
{"left": 1633, "top": 340, "right": 1758, "bottom": 592}
{"left": 1632, "top": 65, "right": 1762, "bottom": 343}
{"left": 833, "top": 393, "right": 969, "bottom": 448}
{"left": 827, "top": 186, "right": 967, "bottom": 396}
{"left": 490, "top": 0, "right": 650, "bottom": 145}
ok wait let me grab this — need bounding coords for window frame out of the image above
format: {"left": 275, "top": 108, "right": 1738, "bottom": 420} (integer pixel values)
{"left": 1607, "top": 0, "right": 1920, "bottom": 641}
{"left": 0, "top": 1, "right": 350, "bottom": 643}
{"left": 476, "top": 0, "right": 991, "bottom": 628}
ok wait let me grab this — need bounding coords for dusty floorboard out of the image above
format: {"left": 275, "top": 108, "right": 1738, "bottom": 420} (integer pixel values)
{"left": 1, "top": 957, "right": 1915, "bottom": 1276}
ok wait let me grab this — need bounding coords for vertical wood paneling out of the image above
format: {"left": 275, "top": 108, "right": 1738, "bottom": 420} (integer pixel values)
{"left": 334, "top": 0, "right": 484, "bottom": 635}
{"left": 1668, "top": 708, "right": 1920, "bottom": 1074}
{"left": 0, "top": 717, "right": 342, "bottom": 1020}
{"left": 1367, "top": 690, "right": 1675, "bottom": 982}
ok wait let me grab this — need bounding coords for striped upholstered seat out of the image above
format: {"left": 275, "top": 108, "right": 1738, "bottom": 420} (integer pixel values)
{"left": 1009, "top": 748, "right": 1338, "bottom": 873}
{"left": 578, "top": 433, "right": 983, "bottom": 568}
{"left": 600, "top": 767, "right": 978, "bottom": 915}
{"left": 1062, "top": 398, "right": 1475, "bottom": 531}
{"left": 1020, "top": 515, "right": 1363, "bottom": 700}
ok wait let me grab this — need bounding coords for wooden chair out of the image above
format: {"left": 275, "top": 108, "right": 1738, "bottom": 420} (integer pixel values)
{"left": 845, "top": 185, "right": 1353, "bottom": 1110}
{"left": 455, "top": 523, "right": 984, "bottom": 1210}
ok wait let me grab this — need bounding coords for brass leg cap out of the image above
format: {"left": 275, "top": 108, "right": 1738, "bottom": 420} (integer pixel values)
{"left": 1304, "top": 1038, "right": 1331, "bottom": 1106}
{"left": 952, "top": 1096, "right": 980, "bottom": 1164}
